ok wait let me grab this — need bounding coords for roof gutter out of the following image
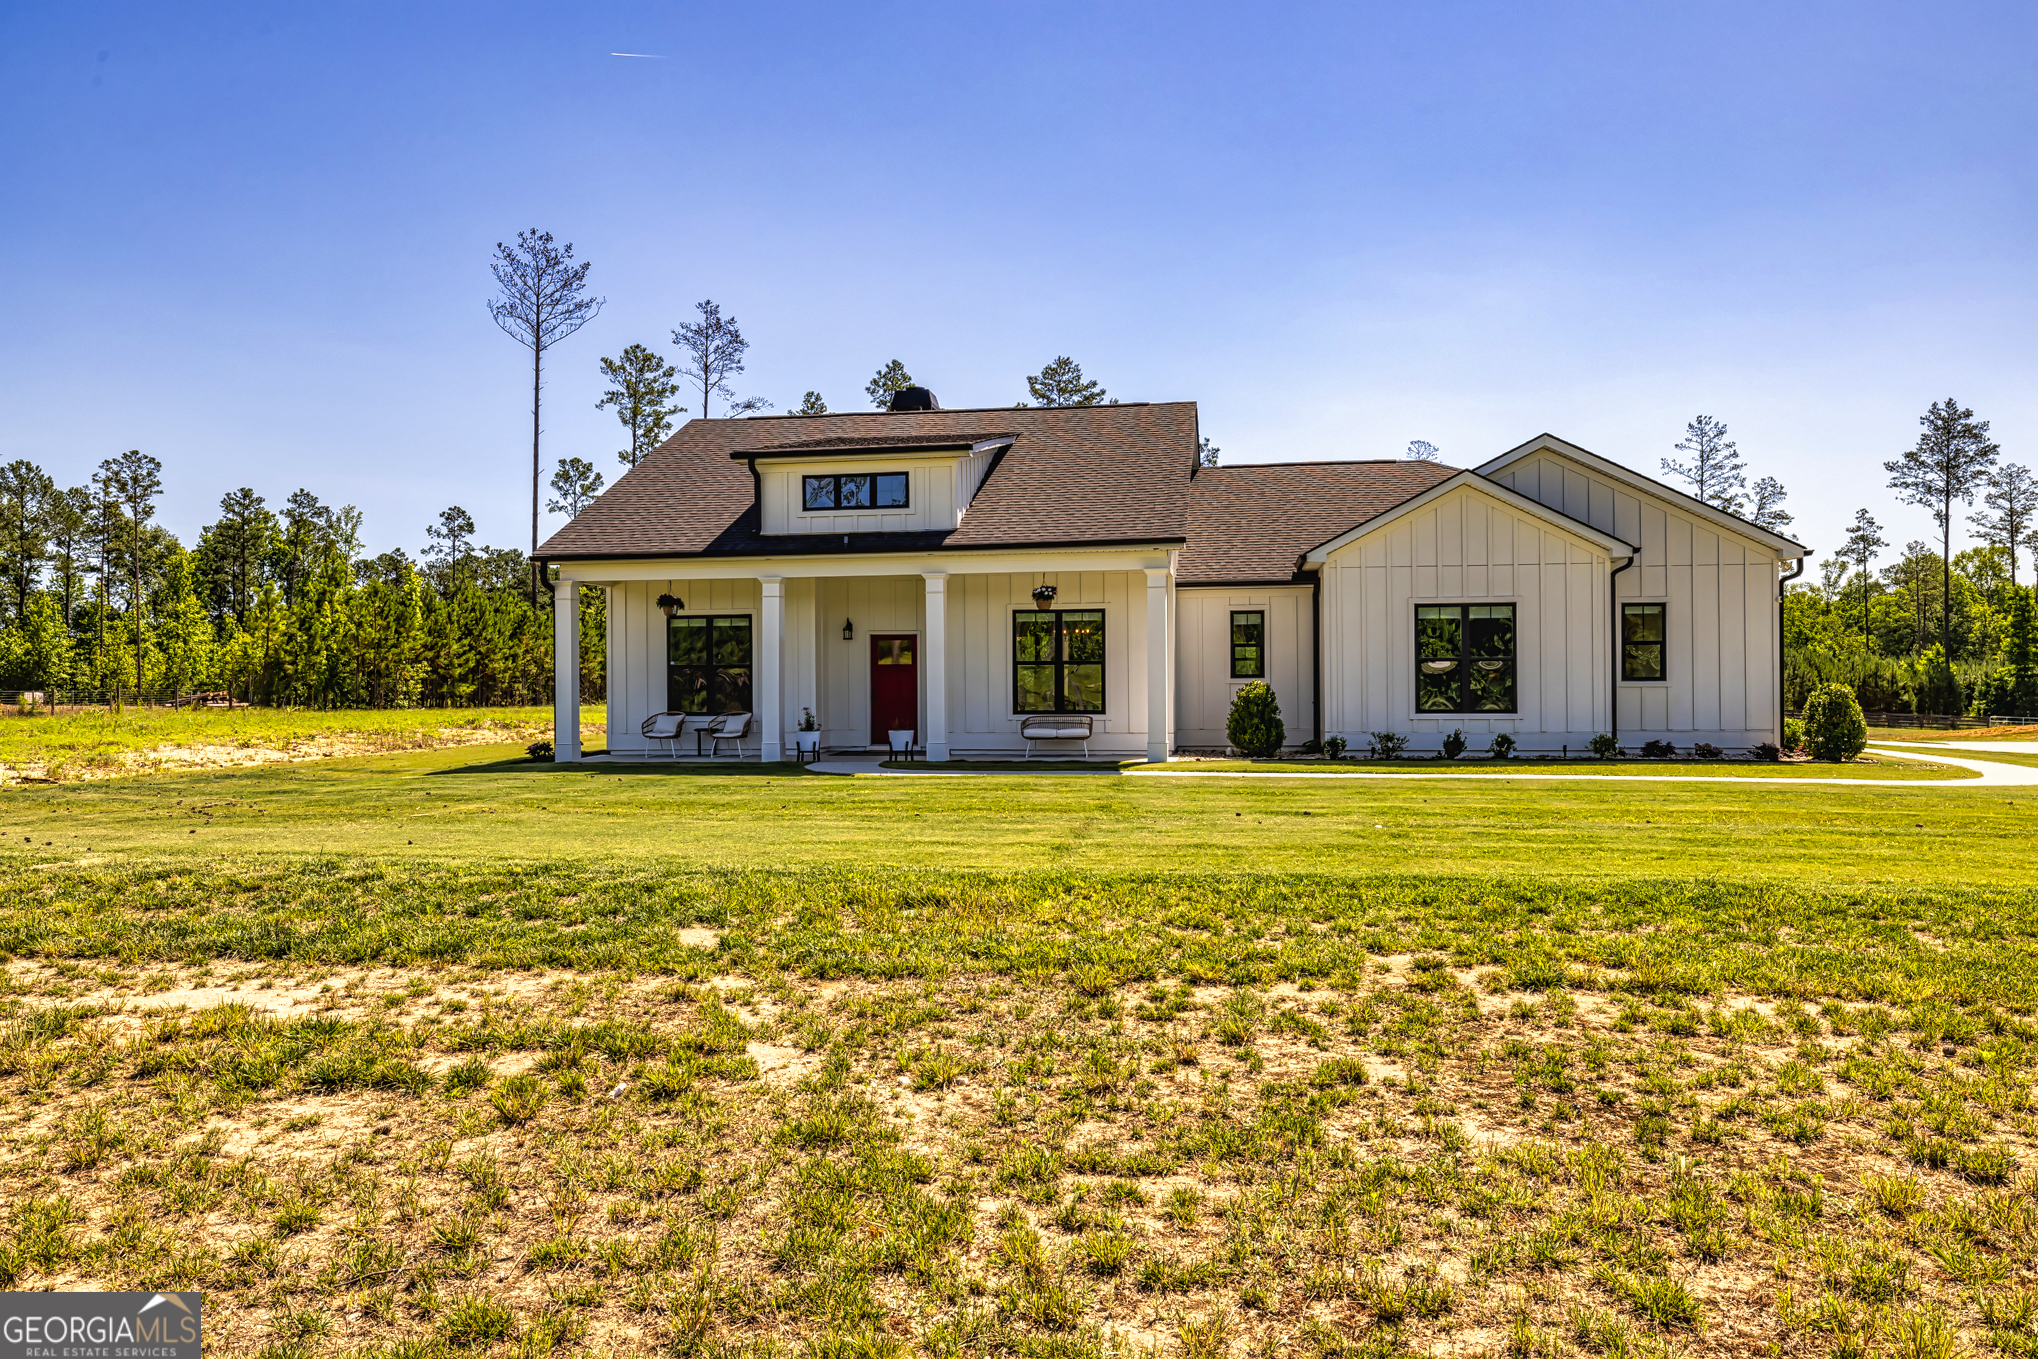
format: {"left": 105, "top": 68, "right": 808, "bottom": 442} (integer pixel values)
{"left": 1609, "top": 553, "right": 1636, "bottom": 744}
{"left": 1778, "top": 553, "right": 1809, "bottom": 744}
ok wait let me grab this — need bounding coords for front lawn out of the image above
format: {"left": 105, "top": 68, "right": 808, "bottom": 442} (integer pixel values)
{"left": 0, "top": 743, "right": 2033, "bottom": 1357}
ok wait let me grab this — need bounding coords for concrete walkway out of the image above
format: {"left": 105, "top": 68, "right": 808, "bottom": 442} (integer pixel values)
{"left": 1874, "top": 739, "right": 2038, "bottom": 755}
{"left": 807, "top": 746, "right": 2038, "bottom": 787}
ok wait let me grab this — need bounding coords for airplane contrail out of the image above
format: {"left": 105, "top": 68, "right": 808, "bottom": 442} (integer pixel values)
{"left": 610, "top": 52, "right": 667, "bottom": 58}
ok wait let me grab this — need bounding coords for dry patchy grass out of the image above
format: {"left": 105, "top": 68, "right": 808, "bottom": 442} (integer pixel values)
{"left": 0, "top": 953, "right": 2033, "bottom": 1359}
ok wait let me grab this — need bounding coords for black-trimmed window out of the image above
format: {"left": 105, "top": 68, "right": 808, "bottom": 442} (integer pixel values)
{"left": 668, "top": 615, "right": 753, "bottom": 714}
{"left": 1415, "top": 604, "right": 1516, "bottom": 713}
{"left": 1230, "top": 610, "right": 1264, "bottom": 678}
{"left": 802, "top": 472, "right": 908, "bottom": 511}
{"left": 1014, "top": 610, "right": 1104, "bottom": 713}
{"left": 1622, "top": 603, "right": 1666, "bottom": 681}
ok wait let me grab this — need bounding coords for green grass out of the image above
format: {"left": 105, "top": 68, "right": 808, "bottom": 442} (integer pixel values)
{"left": 1, "top": 741, "right": 2025, "bottom": 885}
{"left": 0, "top": 705, "right": 564, "bottom": 779}
{"left": 0, "top": 729, "right": 2035, "bottom": 1355}
{"left": 887, "top": 755, "right": 1970, "bottom": 779}
{"left": 1135, "top": 755, "right": 1972, "bottom": 779}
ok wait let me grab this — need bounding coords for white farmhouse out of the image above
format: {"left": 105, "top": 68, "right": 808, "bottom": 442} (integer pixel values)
{"left": 537, "top": 391, "right": 1806, "bottom": 761}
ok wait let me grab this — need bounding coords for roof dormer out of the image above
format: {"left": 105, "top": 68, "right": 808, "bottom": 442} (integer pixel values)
{"left": 737, "top": 435, "right": 1013, "bottom": 536}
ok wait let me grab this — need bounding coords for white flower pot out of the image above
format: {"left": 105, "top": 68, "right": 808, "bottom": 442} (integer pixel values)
{"left": 793, "top": 732, "right": 820, "bottom": 755}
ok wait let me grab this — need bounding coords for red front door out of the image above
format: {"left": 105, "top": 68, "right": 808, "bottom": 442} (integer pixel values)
{"left": 870, "top": 634, "right": 917, "bottom": 742}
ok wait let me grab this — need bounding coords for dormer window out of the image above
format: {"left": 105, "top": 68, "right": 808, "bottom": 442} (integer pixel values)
{"left": 803, "top": 472, "right": 909, "bottom": 511}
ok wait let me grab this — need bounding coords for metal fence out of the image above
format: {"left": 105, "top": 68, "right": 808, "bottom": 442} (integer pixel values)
{"left": 0, "top": 689, "right": 247, "bottom": 711}
{"left": 1787, "top": 709, "right": 2038, "bottom": 730}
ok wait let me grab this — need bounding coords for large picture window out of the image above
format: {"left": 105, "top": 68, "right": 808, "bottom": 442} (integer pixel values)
{"left": 802, "top": 472, "right": 909, "bottom": 512}
{"left": 1230, "top": 611, "right": 1265, "bottom": 678}
{"left": 668, "top": 615, "right": 753, "bottom": 714}
{"left": 1622, "top": 603, "right": 1666, "bottom": 681}
{"left": 1415, "top": 604, "right": 1516, "bottom": 713}
{"left": 1014, "top": 610, "right": 1105, "bottom": 713}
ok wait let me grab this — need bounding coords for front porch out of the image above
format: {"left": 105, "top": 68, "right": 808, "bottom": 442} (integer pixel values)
{"left": 549, "top": 554, "right": 1177, "bottom": 765}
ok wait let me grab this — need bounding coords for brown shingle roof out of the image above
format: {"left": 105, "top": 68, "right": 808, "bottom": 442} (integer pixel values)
{"left": 1178, "top": 460, "right": 1460, "bottom": 584}
{"left": 537, "top": 403, "right": 1198, "bottom": 560}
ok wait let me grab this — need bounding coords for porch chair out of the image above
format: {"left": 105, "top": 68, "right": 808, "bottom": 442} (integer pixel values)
{"left": 1020, "top": 713, "right": 1093, "bottom": 760}
{"left": 707, "top": 712, "right": 753, "bottom": 759}
{"left": 640, "top": 711, "right": 686, "bottom": 759}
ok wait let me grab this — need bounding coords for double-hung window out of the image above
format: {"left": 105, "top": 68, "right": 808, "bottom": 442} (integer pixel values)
{"left": 1415, "top": 604, "right": 1516, "bottom": 713}
{"left": 668, "top": 615, "right": 753, "bottom": 714}
{"left": 802, "top": 472, "right": 909, "bottom": 512}
{"left": 1230, "top": 611, "right": 1265, "bottom": 678}
{"left": 1622, "top": 603, "right": 1666, "bottom": 680}
{"left": 1014, "top": 610, "right": 1105, "bottom": 713}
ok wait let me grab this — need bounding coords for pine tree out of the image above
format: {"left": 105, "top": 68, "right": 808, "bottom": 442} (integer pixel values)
{"left": 1025, "top": 356, "right": 1109, "bottom": 407}
{"left": 865, "top": 361, "right": 915, "bottom": 410}
{"left": 596, "top": 343, "right": 685, "bottom": 467}
{"left": 1663, "top": 415, "right": 1747, "bottom": 511}
{"left": 1886, "top": 397, "right": 2000, "bottom": 654}
{"left": 1973, "top": 463, "right": 2035, "bottom": 587}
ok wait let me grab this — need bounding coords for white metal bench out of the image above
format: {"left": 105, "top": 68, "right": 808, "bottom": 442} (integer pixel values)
{"left": 1020, "top": 714, "right": 1093, "bottom": 759}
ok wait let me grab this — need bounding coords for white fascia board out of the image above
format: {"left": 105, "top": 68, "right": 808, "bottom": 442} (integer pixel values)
{"left": 556, "top": 544, "right": 1181, "bottom": 583}
{"left": 1476, "top": 433, "right": 1809, "bottom": 558}
{"left": 1300, "top": 471, "right": 1635, "bottom": 565}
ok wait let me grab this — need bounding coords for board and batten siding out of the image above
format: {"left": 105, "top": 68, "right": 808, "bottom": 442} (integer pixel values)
{"left": 1319, "top": 484, "right": 1611, "bottom": 753}
{"left": 1487, "top": 453, "right": 1779, "bottom": 745}
{"left": 944, "top": 571, "right": 1159, "bottom": 757}
{"left": 1175, "top": 586, "right": 1314, "bottom": 751}
{"left": 603, "top": 577, "right": 813, "bottom": 758}
{"left": 604, "top": 567, "right": 1166, "bottom": 757}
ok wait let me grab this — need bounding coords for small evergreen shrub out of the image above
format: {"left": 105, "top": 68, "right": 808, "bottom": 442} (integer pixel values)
{"left": 1368, "top": 732, "right": 1409, "bottom": 759}
{"left": 1753, "top": 742, "right": 1782, "bottom": 762}
{"left": 1782, "top": 717, "right": 1806, "bottom": 754}
{"left": 1640, "top": 739, "right": 1677, "bottom": 759}
{"left": 1488, "top": 733, "right": 1516, "bottom": 759}
{"left": 1801, "top": 682, "right": 1868, "bottom": 761}
{"left": 527, "top": 740, "right": 555, "bottom": 762}
{"left": 1226, "top": 681, "right": 1286, "bottom": 758}
{"left": 1322, "top": 735, "right": 1347, "bottom": 759}
{"left": 1691, "top": 742, "right": 1723, "bottom": 760}
{"left": 1587, "top": 733, "right": 1624, "bottom": 758}
{"left": 1441, "top": 728, "right": 1468, "bottom": 760}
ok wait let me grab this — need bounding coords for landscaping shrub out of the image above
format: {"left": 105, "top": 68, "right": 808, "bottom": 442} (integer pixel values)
{"left": 1640, "top": 739, "right": 1677, "bottom": 759}
{"left": 527, "top": 740, "right": 555, "bottom": 762}
{"left": 1754, "top": 742, "right": 1782, "bottom": 761}
{"left": 1587, "top": 733, "right": 1624, "bottom": 758}
{"left": 1691, "top": 742, "right": 1723, "bottom": 760}
{"left": 1367, "top": 732, "right": 1408, "bottom": 759}
{"left": 1802, "top": 682, "right": 1868, "bottom": 761}
{"left": 1441, "top": 728, "right": 1467, "bottom": 760}
{"left": 1321, "top": 735, "right": 1347, "bottom": 759}
{"left": 1488, "top": 733, "right": 1516, "bottom": 759}
{"left": 1783, "top": 717, "right": 1807, "bottom": 754}
{"left": 1226, "top": 681, "right": 1285, "bottom": 758}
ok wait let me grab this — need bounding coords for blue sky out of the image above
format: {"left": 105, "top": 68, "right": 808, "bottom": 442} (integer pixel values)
{"left": 3, "top": 1, "right": 2033, "bottom": 570}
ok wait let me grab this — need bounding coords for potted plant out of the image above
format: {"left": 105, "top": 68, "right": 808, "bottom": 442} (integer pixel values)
{"left": 793, "top": 707, "right": 821, "bottom": 758}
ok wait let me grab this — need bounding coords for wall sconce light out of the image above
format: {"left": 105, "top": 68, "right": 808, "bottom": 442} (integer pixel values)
{"left": 656, "top": 593, "right": 684, "bottom": 618}
{"left": 842, "top": 618, "right": 855, "bottom": 641}
{"left": 1030, "top": 584, "right": 1058, "bottom": 607}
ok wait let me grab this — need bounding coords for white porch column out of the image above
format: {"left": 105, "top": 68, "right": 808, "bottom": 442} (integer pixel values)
{"left": 758, "top": 576, "right": 784, "bottom": 761}
{"left": 552, "top": 578, "right": 580, "bottom": 762}
{"left": 1145, "top": 567, "right": 1171, "bottom": 763}
{"left": 921, "top": 572, "right": 949, "bottom": 761}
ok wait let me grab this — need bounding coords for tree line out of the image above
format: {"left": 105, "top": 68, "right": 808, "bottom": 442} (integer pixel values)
{"left": 1786, "top": 397, "right": 2035, "bottom": 716}
{"left": 0, "top": 454, "right": 603, "bottom": 707}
